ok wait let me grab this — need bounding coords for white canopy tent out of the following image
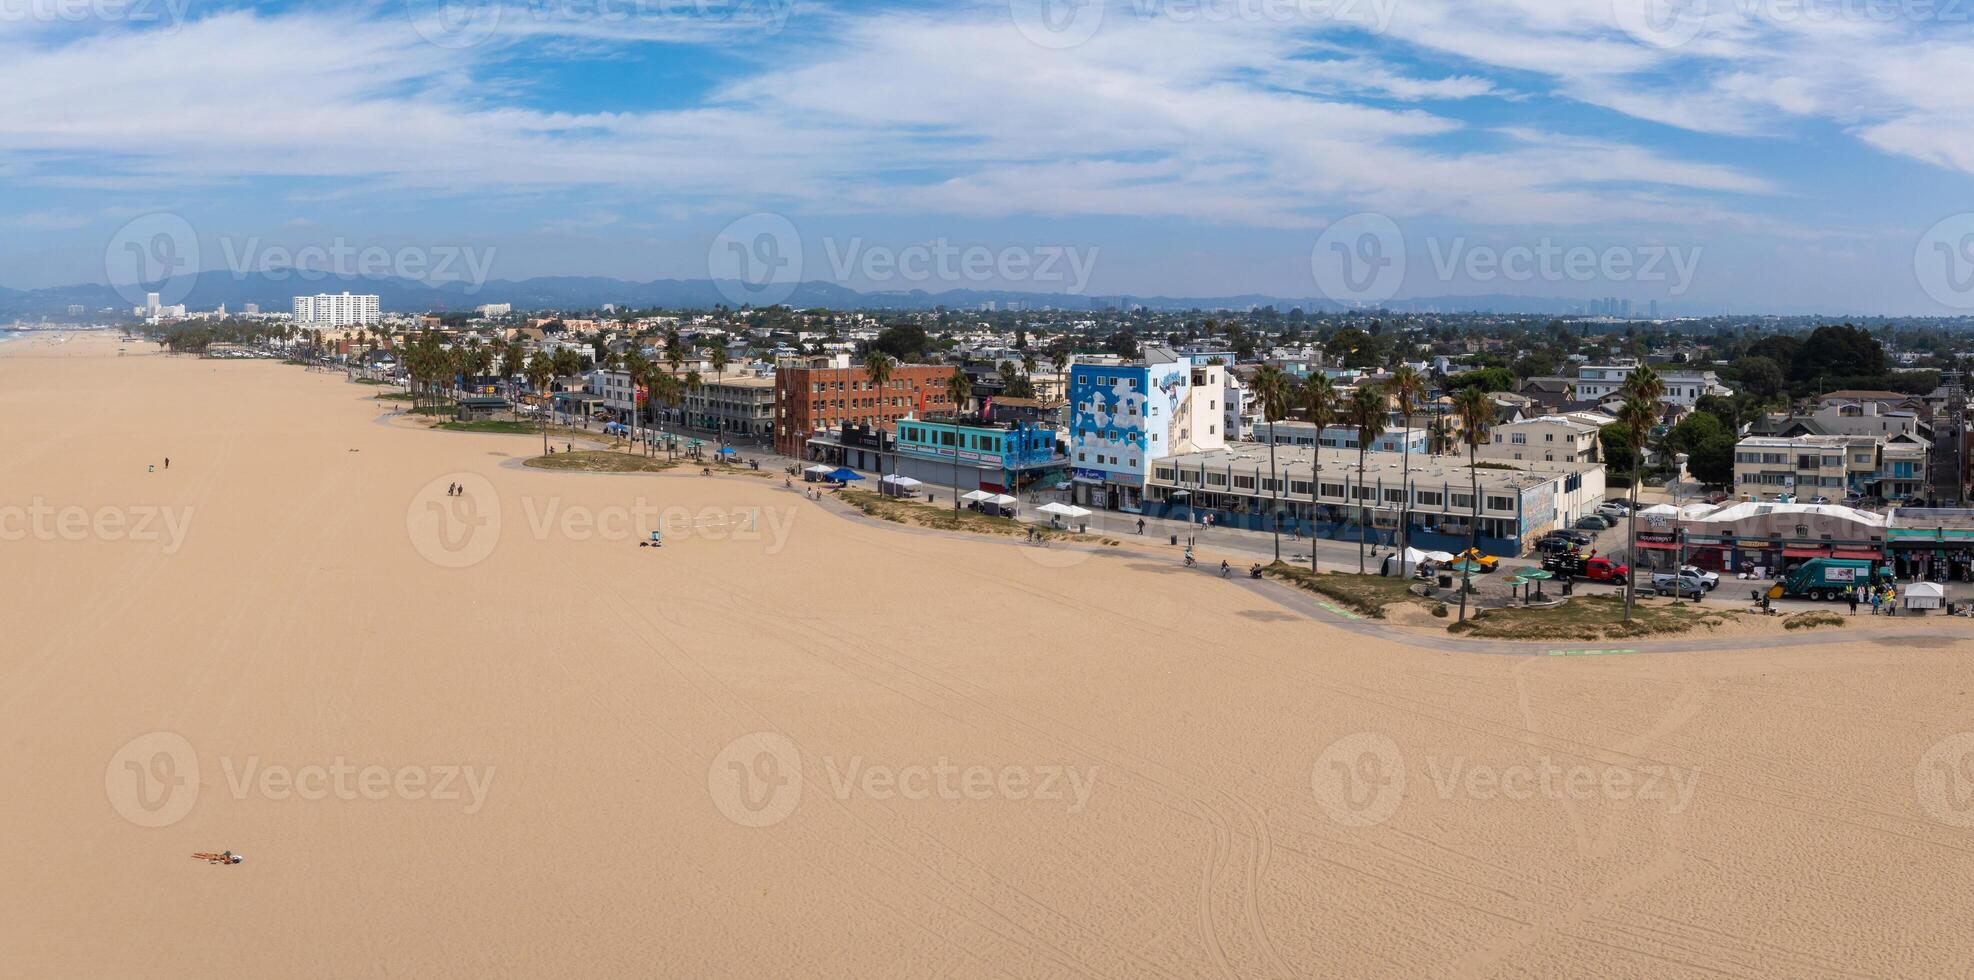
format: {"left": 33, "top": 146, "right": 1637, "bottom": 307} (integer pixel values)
{"left": 1037, "top": 502, "right": 1091, "bottom": 518}
{"left": 1905, "top": 581, "right": 1945, "bottom": 610}
{"left": 961, "top": 489, "right": 995, "bottom": 503}
{"left": 985, "top": 494, "right": 1019, "bottom": 507}
{"left": 880, "top": 474, "right": 922, "bottom": 486}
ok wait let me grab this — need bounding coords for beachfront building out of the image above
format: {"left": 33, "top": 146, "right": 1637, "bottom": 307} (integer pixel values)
{"left": 1143, "top": 444, "right": 1606, "bottom": 556}
{"left": 1067, "top": 349, "right": 1227, "bottom": 513}
{"left": 1255, "top": 421, "right": 1429, "bottom": 454}
{"left": 1574, "top": 363, "right": 1730, "bottom": 406}
{"left": 1636, "top": 501, "right": 1890, "bottom": 576}
{"left": 682, "top": 375, "right": 776, "bottom": 441}
{"left": 773, "top": 355, "right": 956, "bottom": 457}
{"left": 291, "top": 292, "right": 381, "bottom": 327}
{"left": 1733, "top": 434, "right": 1929, "bottom": 501}
{"left": 886, "top": 416, "right": 1065, "bottom": 493}
{"left": 1477, "top": 416, "right": 1602, "bottom": 465}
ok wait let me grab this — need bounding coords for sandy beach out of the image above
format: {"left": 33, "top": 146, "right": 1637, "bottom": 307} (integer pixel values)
{"left": 6, "top": 331, "right": 1974, "bottom": 978}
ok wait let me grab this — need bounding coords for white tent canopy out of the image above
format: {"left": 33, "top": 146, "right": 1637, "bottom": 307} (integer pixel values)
{"left": 986, "top": 494, "right": 1018, "bottom": 506}
{"left": 880, "top": 474, "right": 923, "bottom": 486}
{"left": 961, "top": 489, "right": 995, "bottom": 502}
{"left": 1905, "top": 582, "right": 1946, "bottom": 608}
{"left": 1037, "top": 502, "right": 1092, "bottom": 518}
{"left": 804, "top": 464, "right": 834, "bottom": 474}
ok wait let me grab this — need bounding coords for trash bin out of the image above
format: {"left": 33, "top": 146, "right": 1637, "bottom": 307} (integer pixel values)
{"left": 1437, "top": 574, "right": 1452, "bottom": 588}
{"left": 1170, "top": 534, "right": 1179, "bottom": 546}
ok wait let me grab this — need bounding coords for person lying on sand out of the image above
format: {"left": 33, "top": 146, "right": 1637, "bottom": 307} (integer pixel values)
{"left": 194, "top": 850, "right": 244, "bottom": 865}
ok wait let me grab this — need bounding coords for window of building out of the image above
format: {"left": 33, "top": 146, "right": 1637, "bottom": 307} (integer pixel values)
{"left": 1486, "top": 495, "right": 1513, "bottom": 511}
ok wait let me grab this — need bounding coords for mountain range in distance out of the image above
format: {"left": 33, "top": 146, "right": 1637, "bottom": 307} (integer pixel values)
{"left": 0, "top": 271, "right": 1728, "bottom": 318}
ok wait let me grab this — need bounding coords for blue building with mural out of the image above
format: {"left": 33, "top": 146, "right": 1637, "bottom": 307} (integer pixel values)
{"left": 1068, "top": 350, "right": 1229, "bottom": 513}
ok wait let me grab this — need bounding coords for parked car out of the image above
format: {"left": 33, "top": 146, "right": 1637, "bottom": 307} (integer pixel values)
{"left": 1807, "top": 495, "right": 1831, "bottom": 505}
{"left": 1452, "top": 548, "right": 1500, "bottom": 573}
{"left": 1649, "top": 570, "right": 1709, "bottom": 599}
{"left": 1704, "top": 490, "right": 1730, "bottom": 504}
{"left": 1543, "top": 554, "right": 1630, "bottom": 584}
{"left": 1575, "top": 515, "right": 1614, "bottom": 531}
{"left": 1534, "top": 536, "right": 1577, "bottom": 556}
{"left": 1678, "top": 565, "right": 1720, "bottom": 590}
{"left": 1545, "top": 529, "right": 1593, "bottom": 546}
{"left": 1594, "top": 504, "right": 1628, "bottom": 521}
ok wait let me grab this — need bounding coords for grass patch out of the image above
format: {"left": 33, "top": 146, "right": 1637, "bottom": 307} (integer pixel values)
{"left": 1783, "top": 610, "right": 1847, "bottom": 631}
{"left": 523, "top": 450, "right": 680, "bottom": 473}
{"left": 1259, "top": 562, "right": 1429, "bottom": 619}
{"left": 438, "top": 419, "right": 537, "bottom": 433}
{"left": 353, "top": 377, "right": 388, "bottom": 385}
{"left": 374, "top": 392, "right": 417, "bottom": 401}
{"left": 1447, "top": 593, "right": 1734, "bottom": 640}
{"left": 839, "top": 489, "right": 1119, "bottom": 546}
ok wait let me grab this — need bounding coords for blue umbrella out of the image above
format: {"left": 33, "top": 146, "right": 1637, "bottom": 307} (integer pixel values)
{"left": 827, "top": 468, "right": 864, "bottom": 482}
{"left": 715, "top": 446, "right": 737, "bottom": 456}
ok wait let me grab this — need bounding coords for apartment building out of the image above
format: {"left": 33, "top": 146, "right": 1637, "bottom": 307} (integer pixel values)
{"left": 1574, "top": 363, "right": 1731, "bottom": 406}
{"left": 291, "top": 292, "right": 381, "bottom": 327}
{"left": 773, "top": 356, "right": 956, "bottom": 457}
{"left": 1478, "top": 416, "right": 1602, "bottom": 465}
{"left": 1067, "top": 348, "right": 1227, "bottom": 513}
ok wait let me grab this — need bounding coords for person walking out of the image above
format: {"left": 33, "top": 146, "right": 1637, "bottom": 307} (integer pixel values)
{"left": 1868, "top": 587, "right": 1880, "bottom": 616}
{"left": 1847, "top": 587, "right": 1858, "bottom": 616}
{"left": 1136, "top": 517, "right": 1145, "bottom": 535}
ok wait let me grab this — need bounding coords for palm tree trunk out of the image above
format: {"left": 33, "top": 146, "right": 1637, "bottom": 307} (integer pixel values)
{"left": 1310, "top": 456, "right": 1322, "bottom": 575}
{"left": 1357, "top": 445, "right": 1368, "bottom": 574}
{"left": 1460, "top": 442, "right": 1480, "bottom": 623}
{"left": 1624, "top": 459, "right": 1641, "bottom": 621}
{"left": 1268, "top": 419, "right": 1280, "bottom": 563}
{"left": 1399, "top": 411, "right": 1412, "bottom": 573}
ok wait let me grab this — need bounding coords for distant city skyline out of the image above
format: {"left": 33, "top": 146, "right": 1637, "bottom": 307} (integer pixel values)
{"left": 6, "top": 2, "right": 1974, "bottom": 314}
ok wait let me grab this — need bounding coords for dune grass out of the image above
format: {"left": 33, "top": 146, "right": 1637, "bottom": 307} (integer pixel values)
{"left": 1447, "top": 593, "right": 1735, "bottom": 640}
{"left": 1260, "top": 562, "right": 1430, "bottom": 619}
{"left": 839, "top": 489, "right": 1119, "bottom": 545}
{"left": 523, "top": 451, "right": 679, "bottom": 473}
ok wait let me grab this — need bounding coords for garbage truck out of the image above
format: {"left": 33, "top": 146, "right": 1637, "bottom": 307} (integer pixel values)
{"left": 1780, "top": 558, "right": 1880, "bottom": 601}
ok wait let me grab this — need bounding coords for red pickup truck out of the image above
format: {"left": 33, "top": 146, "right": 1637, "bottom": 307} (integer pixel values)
{"left": 1541, "top": 554, "right": 1630, "bottom": 584}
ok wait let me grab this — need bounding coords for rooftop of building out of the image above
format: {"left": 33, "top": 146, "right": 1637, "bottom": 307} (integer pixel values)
{"left": 1154, "top": 443, "right": 1599, "bottom": 488}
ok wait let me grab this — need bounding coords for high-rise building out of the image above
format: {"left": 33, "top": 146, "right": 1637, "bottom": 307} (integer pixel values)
{"left": 292, "top": 292, "right": 381, "bottom": 326}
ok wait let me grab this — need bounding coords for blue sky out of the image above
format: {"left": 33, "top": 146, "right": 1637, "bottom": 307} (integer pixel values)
{"left": 6, "top": 0, "right": 1974, "bottom": 313}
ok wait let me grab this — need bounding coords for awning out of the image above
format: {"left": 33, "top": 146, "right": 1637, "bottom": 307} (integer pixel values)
{"left": 1782, "top": 546, "right": 1830, "bottom": 558}
{"left": 1832, "top": 548, "right": 1882, "bottom": 560}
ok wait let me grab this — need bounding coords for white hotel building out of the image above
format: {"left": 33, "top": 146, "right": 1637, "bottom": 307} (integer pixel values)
{"left": 292, "top": 292, "right": 381, "bottom": 327}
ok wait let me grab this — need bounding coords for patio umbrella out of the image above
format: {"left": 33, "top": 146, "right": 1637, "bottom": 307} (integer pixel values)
{"left": 1513, "top": 569, "right": 1555, "bottom": 581}
{"left": 715, "top": 446, "right": 737, "bottom": 456}
{"left": 1448, "top": 559, "right": 1487, "bottom": 575}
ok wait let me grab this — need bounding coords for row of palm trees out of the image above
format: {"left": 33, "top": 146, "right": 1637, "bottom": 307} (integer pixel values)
{"left": 1241, "top": 367, "right": 1498, "bottom": 621}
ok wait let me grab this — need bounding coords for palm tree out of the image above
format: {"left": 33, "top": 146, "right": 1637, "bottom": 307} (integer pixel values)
{"left": 1050, "top": 345, "right": 1070, "bottom": 397}
{"left": 1020, "top": 350, "right": 1038, "bottom": 392}
{"left": 945, "top": 368, "right": 972, "bottom": 509}
{"left": 1453, "top": 386, "right": 1493, "bottom": 623}
{"left": 1348, "top": 384, "right": 1387, "bottom": 574}
{"left": 1251, "top": 364, "right": 1291, "bottom": 562}
{"left": 864, "top": 350, "right": 895, "bottom": 489}
{"left": 1389, "top": 365, "right": 1426, "bottom": 572}
{"left": 1298, "top": 372, "right": 1339, "bottom": 573}
{"left": 526, "top": 351, "right": 554, "bottom": 457}
{"left": 621, "top": 349, "right": 651, "bottom": 454}
{"left": 1617, "top": 365, "right": 1665, "bottom": 622}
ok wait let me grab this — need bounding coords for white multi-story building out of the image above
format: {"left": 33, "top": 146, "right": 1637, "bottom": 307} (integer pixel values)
{"left": 475, "top": 303, "right": 512, "bottom": 317}
{"left": 1575, "top": 363, "right": 1731, "bottom": 406}
{"left": 1479, "top": 416, "right": 1603, "bottom": 465}
{"left": 292, "top": 293, "right": 381, "bottom": 327}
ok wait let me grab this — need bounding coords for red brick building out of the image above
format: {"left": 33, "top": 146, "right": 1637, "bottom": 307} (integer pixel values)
{"left": 774, "top": 359, "right": 956, "bottom": 457}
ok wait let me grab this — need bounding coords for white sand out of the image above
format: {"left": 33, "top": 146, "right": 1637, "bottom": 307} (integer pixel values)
{"left": 5, "top": 332, "right": 1974, "bottom": 977}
